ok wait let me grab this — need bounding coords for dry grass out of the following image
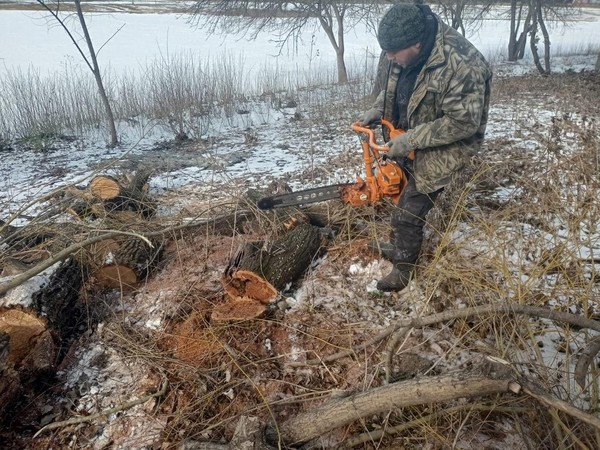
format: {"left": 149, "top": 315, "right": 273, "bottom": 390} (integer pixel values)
{"left": 1, "top": 70, "right": 599, "bottom": 449}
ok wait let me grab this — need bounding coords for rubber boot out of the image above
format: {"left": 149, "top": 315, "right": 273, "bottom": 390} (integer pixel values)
{"left": 376, "top": 266, "right": 412, "bottom": 292}
{"left": 367, "top": 240, "right": 395, "bottom": 261}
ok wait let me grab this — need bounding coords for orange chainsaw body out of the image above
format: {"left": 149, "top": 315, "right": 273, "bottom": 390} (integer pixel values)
{"left": 342, "top": 120, "right": 410, "bottom": 206}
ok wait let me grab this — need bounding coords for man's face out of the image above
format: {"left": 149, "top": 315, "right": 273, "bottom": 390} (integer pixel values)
{"left": 385, "top": 42, "right": 422, "bottom": 68}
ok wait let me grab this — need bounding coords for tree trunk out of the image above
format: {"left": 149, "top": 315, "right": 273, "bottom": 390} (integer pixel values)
{"left": 74, "top": 0, "right": 118, "bottom": 147}
{"left": 371, "top": 52, "right": 389, "bottom": 98}
{"left": 215, "top": 223, "right": 322, "bottom": 321}
{"left": 267, "top": 363, "right": 514, "bottom": 446}
{"left": 530, "top": 16, "right": 547, "bottom": 76}
{"left": 85, "top": 235, "right": 165, "bottom": 289}
{"left": 536, "top": 1, "right": 551, "bottom": 74}
{"left": 508, "top": 2, "right": 531, "bottom": 62}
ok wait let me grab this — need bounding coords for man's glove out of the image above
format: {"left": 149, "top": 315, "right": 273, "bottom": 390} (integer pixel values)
{"left": 358, "top": 107, "right": 383, "bottom": 127}
{"left": 386, "top": 131, "right": 414, "bottom": 159}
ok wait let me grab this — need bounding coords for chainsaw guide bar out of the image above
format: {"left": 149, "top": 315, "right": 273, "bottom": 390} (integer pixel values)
{"left": 257, "top": 183, "right": 353, "bottom": 210}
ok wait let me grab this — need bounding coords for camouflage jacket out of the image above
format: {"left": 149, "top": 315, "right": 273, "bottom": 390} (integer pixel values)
{"left": 373, "top": 19, "right": 492, "bottom": 193}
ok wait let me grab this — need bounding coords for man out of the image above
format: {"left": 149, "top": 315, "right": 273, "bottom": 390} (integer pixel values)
{"left": 360, "top": 3, "right": 492, "bottom": 292}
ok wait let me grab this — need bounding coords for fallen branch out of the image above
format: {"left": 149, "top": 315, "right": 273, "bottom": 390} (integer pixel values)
{"left": 574, "top": 335, "right": 600, "bottom": 390}
{"left": 267, "top": 359, "right": 514, "bottom": 445}
{"left": 290, "top": 303, "right": 600, "bottom": 367}
{"left": 340, "top": 404, "right": 530, "bottom": 449}
{"left": 521, "top": 380, "right": 600, "bottom": 431}
{"left": 384, "top": 326, "right": 411, "bottom": 383}
{"left": 33, "top": 378, "right": 168, "bottom": 438}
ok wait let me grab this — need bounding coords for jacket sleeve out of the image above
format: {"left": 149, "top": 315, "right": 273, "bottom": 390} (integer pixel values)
{"left": 371, "top": 90, "right": 386, "bottom": 114}
{"left": 408, "top": 62, "right": 488, "bottom": 150}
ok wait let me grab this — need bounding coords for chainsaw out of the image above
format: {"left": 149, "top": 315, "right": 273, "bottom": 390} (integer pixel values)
{"left": 257, "top": 120, "right": 413, "bottom": 210}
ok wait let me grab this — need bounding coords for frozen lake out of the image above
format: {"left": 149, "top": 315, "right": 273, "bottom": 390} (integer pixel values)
{"left": 2, "top": 6, "right": 600, "bottom": 78}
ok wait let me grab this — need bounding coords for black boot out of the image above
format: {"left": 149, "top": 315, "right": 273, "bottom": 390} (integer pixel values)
{"left": 367, "top": 240, "right": 395, "bottom": 261}
{"left": 376, "top": 266, "right": 412, "bottom": 292}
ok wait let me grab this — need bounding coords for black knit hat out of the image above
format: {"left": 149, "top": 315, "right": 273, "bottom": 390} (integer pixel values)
{"left": 377, "top": 4, "right": 426, "bottom": 52}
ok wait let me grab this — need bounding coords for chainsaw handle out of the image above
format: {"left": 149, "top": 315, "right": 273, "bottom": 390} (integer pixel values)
{"left": 351, "top": 119, "right": 404, "bottom": 153}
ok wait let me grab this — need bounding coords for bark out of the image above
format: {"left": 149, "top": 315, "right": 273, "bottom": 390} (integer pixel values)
{"left": 371, "top": 52, "right": 390, "bottom": 98}
{"left": 0, "top": 332, "right": 20, "bottom": 420}
{"left": 73, "top": 0, "right": 118, "bottom": 147}
{"left": 89, "top": 170, "right": 156, "bottom": 218}
{"left": 221, "top": 223, "right": 322, "bottom": 303}
{"left": 85, "top": 235, "right": 165, "bottom": 289}
{"left": 32, "top": 258, "right": 87, "bottom": 346}
{"left": 267, "top": 361, "right": 514, "bottom": 445}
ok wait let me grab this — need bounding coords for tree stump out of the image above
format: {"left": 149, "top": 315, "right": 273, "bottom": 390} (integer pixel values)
{"left": 214, "top": 223, "right": 323, "bottom": 321}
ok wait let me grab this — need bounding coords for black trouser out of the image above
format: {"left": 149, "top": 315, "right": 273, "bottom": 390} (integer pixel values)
{"left": 390, "top": 164, "right": 442, "bottom": 271}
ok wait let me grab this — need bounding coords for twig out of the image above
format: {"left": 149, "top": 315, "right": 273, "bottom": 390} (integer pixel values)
{"left": 288, "top": 303, "right": 600, "bottom": 367}
{"left": 33, "top": 378, "right": 168, "bottom": 438}
{"left": 522, "top": 380, "right": 600, "bottom": 431}
{"left": 574, "top": 335, "right": 600, "bottom": 389}
{"left": 384, "top": 326, "right": 411, "bottom": 383}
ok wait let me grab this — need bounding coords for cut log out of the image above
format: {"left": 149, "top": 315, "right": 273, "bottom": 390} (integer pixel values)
{"left": 87, "top": 169, "right": 156, "bottom": 218}
{"left": 221, "top": 223, "right": 322, "bottom": 304}
{"left": 90, "top": 175, "right": 121, "bottom": 200}
{"left": 86, "top": 236, "right": 165, "bottom": 289}
{"left": 0, "top": 309, "right": 48, "bottom": 365}
{"left": 86, "top": 236, "right": 164, "bottom": 289}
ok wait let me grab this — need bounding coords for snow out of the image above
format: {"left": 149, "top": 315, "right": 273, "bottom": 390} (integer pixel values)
{"left": 1, "top": 3, "right": 600, "bottom": 449}
{"left": 0, "top": 7, "right": 598, "bottom": 217}
{"left": 0, "top": 261, "right": 60, "bottom": 307}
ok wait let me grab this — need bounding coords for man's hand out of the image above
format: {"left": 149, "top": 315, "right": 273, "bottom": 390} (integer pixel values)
{"left": 358, "top": 108, "right": 383, "bottom": 127}
{"left": 387, "top": 131, "right": 413, "bottom": 159}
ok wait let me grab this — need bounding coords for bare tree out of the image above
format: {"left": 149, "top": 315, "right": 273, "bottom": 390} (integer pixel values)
{"left": 190, "top": 1, "right": 388, "bottom": 84}
{"left": 507, "top": 0, "right": 579, "bottom": 74}
{"left": 507, "top": 0, "right": 532, "bottom": 61}
{"left": 433, "top": 0, "right": 495, "bottom": 37}
{"left": 36, "top": 0, "right": 119, "bottom": 147}
{"left": 529, "top": 0, "right": 551, "bottom": 74}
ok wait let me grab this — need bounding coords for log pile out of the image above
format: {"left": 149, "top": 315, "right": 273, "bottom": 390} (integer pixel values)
{"left": 0, "top": 169, "right": 166, "bottom": 422}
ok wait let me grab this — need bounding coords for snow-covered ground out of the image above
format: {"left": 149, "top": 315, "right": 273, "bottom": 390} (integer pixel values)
{"left": 1, "top": 4, "right": 600, "bottom": 450}
{"left": 1, "top": 6, "right": 599, "bottom": 223}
